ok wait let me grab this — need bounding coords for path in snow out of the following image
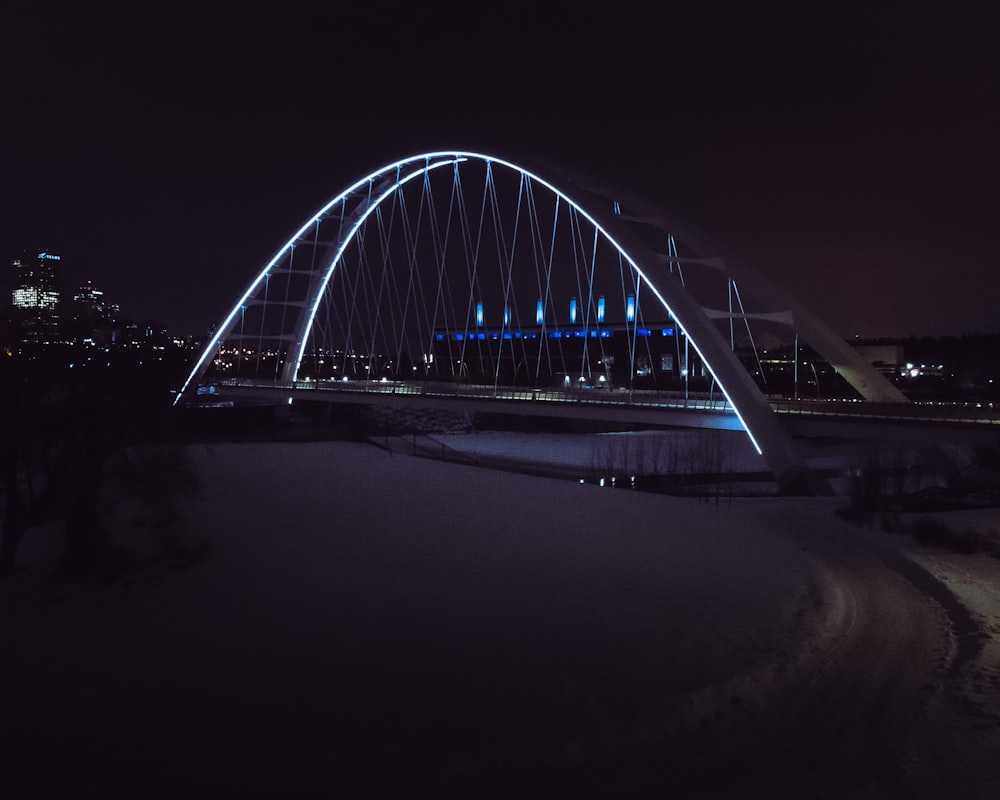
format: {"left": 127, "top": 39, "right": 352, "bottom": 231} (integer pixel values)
{"left": 1, "top": 441, "right": 997, "bottom": 797}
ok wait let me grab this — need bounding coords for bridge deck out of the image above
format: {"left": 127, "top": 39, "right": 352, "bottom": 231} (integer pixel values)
{"left": 208, "top": 378, "right": 746, "bottom": 431}
{"left": 200, "top": 379, "right": 1000, "bottom": 445}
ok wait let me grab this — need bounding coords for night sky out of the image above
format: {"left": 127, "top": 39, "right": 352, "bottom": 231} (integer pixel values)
{"left": 3, "top": 2, "right": 997, "bottom": 339}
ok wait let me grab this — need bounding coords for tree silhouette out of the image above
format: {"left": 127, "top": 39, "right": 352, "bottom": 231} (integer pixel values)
{"left": 0, "top": 346, "right": 199, "bottom": 579}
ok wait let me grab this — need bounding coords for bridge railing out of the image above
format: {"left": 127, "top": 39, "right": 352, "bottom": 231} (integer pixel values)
{"left": 770, "top": 397, "right": 1000, "bottom": 425}
{"left": 375, "top": 433, "right": 480, "bottom": 466}
{"left": 207, "top": 377, "right": 1000, "bottom": 426}
{"left": 212, "top": 378, "right": 737, "bottom": 414}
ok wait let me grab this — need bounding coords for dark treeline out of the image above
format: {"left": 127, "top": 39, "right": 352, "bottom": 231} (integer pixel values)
{"left": 0, "top": 340, "right": 197, "bottom": 578}
{"left": 858, "top": 333, "right": 1000, "bottom": 402}
{"left": 861, "top": 332, "right": 1000, "bottom": 367}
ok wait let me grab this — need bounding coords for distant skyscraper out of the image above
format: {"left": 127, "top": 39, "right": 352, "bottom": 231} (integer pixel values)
{"left": 10, "top": 249, "right": 62, "bottom": 343}
{"left": 72, "top": 279, "right": 119, "bottom": 318}
{"left": 69, "top": 279, "right": 121, "bottom": 345}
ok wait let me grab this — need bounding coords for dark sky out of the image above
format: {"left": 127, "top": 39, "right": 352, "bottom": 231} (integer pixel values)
{"left": 3, "top": 1, "right": 997, "bottom": 338}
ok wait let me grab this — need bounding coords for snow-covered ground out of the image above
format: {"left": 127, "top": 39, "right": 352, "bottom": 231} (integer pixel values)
{"left": 1, "top": 440, "right": 998, "bottom": 798}
{"left": 430, "top": 428, "right": 769, "bottom": 477}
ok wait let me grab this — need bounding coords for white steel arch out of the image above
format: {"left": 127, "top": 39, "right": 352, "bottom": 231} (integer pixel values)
{"left": 178, "top": 150, "right": 895, "bottom": 490}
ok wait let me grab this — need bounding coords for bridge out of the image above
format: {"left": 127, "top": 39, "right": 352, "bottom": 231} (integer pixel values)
{"left": 176, "top": 151, "right": 998, "bottom": 491}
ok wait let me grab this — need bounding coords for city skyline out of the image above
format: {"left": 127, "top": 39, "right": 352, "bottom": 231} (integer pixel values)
{"left": 3, "top": 248, "right": 171, "bottom": 335}
{"left": 2, "top": 3, "right": 997, "bottom": 339}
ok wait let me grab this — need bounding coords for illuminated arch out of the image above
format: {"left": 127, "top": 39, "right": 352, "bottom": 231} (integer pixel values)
{"left": 177, "top": 150, "right": 905, "bottom": 489}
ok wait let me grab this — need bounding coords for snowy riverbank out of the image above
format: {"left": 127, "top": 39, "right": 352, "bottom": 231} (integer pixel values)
{"left": 1, "top": 440, "right": 998, "bottom": 797}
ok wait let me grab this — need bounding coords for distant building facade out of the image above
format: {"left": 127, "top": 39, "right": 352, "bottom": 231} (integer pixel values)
{"left": 9, "top": 249, "right": 62, "bottom": 343}
{"left": 68, "top": 279, "right": 121, "bottom": 345}
{"left": 853, "top": 343, "right": 903, "bottom": 377}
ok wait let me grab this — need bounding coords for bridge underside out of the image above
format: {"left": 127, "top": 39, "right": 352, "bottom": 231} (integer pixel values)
{"left": 220, "top": 384, "right": 748, "bottom": 432}
{"left": 779, "top": 414, "right": 1000, "bottom": 450}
